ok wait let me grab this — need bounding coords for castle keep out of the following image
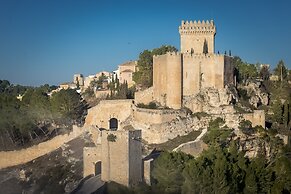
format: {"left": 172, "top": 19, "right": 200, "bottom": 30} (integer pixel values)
{"left": 152, "top": 20, "right": 234, "bottom": 109}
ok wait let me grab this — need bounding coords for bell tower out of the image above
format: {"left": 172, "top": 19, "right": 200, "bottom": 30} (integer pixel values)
{"left": 179, "top": 20, "right": 216, "bottom": 54}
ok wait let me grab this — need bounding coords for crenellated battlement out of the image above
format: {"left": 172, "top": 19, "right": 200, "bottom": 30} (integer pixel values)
{"left": 153, "top": 51, "right": 181, "bottom": 58}
{"left": 182, "top": 52, "right": 224, "bottom": 59}
{"left": 179, "top": 20, "right": 216, "bottom": 34}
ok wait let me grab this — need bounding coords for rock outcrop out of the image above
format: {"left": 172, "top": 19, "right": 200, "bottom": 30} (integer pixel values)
{"left": 240, "top": 81, "right": 269, "bottom": 108}
{"left": 183, "top": 86, "right": 238, "bottom": 114}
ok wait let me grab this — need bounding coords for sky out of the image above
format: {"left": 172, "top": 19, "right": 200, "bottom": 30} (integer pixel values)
{"left": 0, "top": 0, "right": 290, "bottom": 86}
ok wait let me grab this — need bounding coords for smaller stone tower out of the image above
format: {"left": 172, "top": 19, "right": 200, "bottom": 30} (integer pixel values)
{"left": 179, "top": 20, "right": 216, "bottom": 54}
{"left": 101, "top": 130, "right": 142, "bottom": 187}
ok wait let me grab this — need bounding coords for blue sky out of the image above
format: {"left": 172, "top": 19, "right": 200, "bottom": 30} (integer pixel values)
{"left": 0, "top": 0, "right": 290, "bottom": 86}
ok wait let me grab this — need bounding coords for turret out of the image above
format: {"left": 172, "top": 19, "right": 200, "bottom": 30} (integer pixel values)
{"left": 179, "top": 20, "right": 216, "bottom": 54}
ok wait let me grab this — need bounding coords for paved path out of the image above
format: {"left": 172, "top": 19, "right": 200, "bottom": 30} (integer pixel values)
{"left": 173, "top": 128, "right": 207, "bottom": 152}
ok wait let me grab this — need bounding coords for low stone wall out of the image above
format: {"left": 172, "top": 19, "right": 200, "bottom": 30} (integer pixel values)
{"left": 242, "top": 110, "right": 265, "bottom": 128}
{"left": 133, "top": 107, "right": 183, "bottom": 124}
{"left": 0, "top": 126, "right": 83, "bottom": 169}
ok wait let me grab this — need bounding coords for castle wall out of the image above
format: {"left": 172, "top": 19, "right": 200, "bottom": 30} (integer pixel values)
{"left": 242, "top": 110, "right": 265, "bottom": 128}
{"left": 153, "top": 54, "right": 168, "bottom": 106}
{"left": 134, "top": 87, "right": 154, "bottom": 105}
{"left": 166, "top": 53, "right": 182, "bottom": 109}
{"left": 85, "top": 100, "right": 133, "bottom": 129}
{"left": 143, "top": 158, "right": 154, "bottom": 186}
{"left": 133, "top": 107, "right": 182, "bottom": 124}
{"left": 0, "top": 126, "right": 83, "bottom": 169}
{"left": 153, "top": 52, "right": 182, "bottom": 109}
{"left": 101, "top": 130, "right": 142, "bottom": 187}
{"left": 128, "top": 130, "right": 143, "bottom": 186}
{"left": 83, "top": 146, "right": 101, "bottom": 177}
{"left": 182, "top": 54, "right": 226, "bottom": 96}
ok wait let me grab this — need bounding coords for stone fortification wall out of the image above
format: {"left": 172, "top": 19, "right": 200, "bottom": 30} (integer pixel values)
{"left": 179, "top": 20, "right": 216, "bottom": 54}
{"left": 133, "top": 107, "right": 183, "bottom": 125}
{"left": 182, "top": 53, "right": 226, "bottom": 96}
{"left": 0, "top": 126, "right": 83, "bottom": 169}
{"left": 153, "top": 52, "right": 182, "bottom": 109}
{"left": 85, "top": 99, "right": 133, "bottom": 129}
{"left": 242, "top": 110, "right": 265, "bottom": 128}
{"left": 134, "top": 87, "right": 154, "bottom": 105}
{"left": 83, "top": 146, "right": 101, "bottom": 177}
{"left": 101, "top": 130, "right": 142, "bottom": 187}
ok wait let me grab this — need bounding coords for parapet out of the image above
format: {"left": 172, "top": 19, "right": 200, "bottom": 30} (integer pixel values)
{"left": 153, "top": 51, "right": 181, "bottom": 58}
{"left": 179, "top": 20, "right": 216, "bottom": 34}
{"left": 182, "top": 52, "right": 224, "bottom": 60}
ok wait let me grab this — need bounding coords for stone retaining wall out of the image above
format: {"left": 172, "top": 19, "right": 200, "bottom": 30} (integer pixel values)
{"left": 0, "top": 126, "right": 83, "bottom": 169}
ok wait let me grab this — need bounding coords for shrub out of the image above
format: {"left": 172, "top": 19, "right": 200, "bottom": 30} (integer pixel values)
{"left": 107, "top": 134, "right": 117, "bottom": 142}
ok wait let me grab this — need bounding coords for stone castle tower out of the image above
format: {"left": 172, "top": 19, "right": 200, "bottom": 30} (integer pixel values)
{"left": 179, "top": 20, "right": 216, "bottom": 54}
{"left": 83, "top": 130, "right": 142, "bottom": 187}
{"left": 152, "top": 20, "right": 234, "bottom": 109}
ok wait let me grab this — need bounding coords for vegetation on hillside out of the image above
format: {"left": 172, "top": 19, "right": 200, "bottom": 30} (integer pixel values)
{"left": 103, "top": 115, "right": 291, "bottom": 194}
{"left": 0, "top": 81, "right": 87, "bottom": 149}
{"left": 234, "top": 57, "right": 291, "bottom": 133}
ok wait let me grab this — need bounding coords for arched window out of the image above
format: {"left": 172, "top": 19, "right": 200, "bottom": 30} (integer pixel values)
{"left": 109, "top": 118, "right": 118, "bottom": 131}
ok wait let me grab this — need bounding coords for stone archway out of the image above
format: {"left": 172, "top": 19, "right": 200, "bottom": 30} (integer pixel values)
{"left": 109, "top": 118, "right": 118, "bottom": 131}
{"left": 95, "top": 161, "right": 102, "bottom": 176}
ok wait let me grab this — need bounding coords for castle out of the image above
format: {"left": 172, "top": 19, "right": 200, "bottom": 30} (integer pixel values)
{"left": 82, "top": 19, "right": 265, "bottom": 188}
{"left": 138, "top": 20, "right": 234, "bottom": 109}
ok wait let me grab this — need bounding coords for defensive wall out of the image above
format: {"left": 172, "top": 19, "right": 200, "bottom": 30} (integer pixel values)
{"left": 83, "top": 130, "right": 142, "bottom": 187}
{"left": 83, "top": 146, "right": 101, "bottom": 177}
{"left": 85, "top": 99, "right": 133, "bottom": 129}
{"left": 182, "top": 53, "right": 229, "bottom": 96}
{"left": 134, "top": 87, "right": 154, "bottom": 105}
{"left": 153, "top": 52, "right": 182, "bottom": 109}
{"left": 242, "top": 110, "right": 265, "bottom": 128}
{"left": 152, "top": 52, "right": 234, "bottom": 109}
{"left": 0, "top": 125, "right": 83, "bottom": 169}
{"left": 133, "top": 107, "right": 184, "bottom": 125}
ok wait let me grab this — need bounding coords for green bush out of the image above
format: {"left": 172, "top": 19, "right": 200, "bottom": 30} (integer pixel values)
{"left": 107, "top": 134, "right": 117, "bottom": 142}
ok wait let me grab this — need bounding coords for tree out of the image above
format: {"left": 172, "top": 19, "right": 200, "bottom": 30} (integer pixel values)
{"left": 274, "top": 60, "right": 288, "bottom": 81}
{"left": 133, "top": 45, "right": 178, "bottom": 88}
{"left": 152, "top": 151, "right": 192, "bottom": 194}
{"left": 0, "top": 80, "right": 11, "bottom": 93}
{"left": 50, "top": 89, "right": 85, "bottom": 124}
{"left": 233, "top": 56, "right": 258, "bottom": 83}
{"left": 282, "top": 101, "right": 290, "bottom": 127}
{"left": 259, "top": 65, "right": 270, "bottom": 80}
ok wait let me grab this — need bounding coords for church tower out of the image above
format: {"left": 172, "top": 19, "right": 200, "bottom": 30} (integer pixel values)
{"left": 179, "top": 20, "right": 216, "bottom": 54}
